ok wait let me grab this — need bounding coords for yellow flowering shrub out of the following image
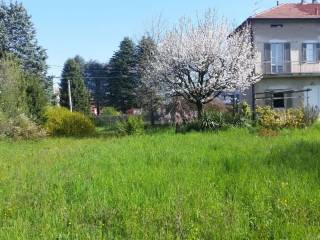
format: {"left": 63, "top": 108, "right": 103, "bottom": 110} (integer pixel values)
{"left": 257, "top": 106, "right": 305, "bottom": 130}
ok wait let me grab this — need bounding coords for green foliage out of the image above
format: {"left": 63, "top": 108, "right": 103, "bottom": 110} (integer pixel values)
{"left": 0, "top": 128, "right": 320, "bottom": 238}
{"left": 200, "top": 110, "right": 227, "bottom": 131}
{"left": 0, "top": 2, "right": 47, "bottom": 75}
{"left": 0, "top": 1, "right": 50, "bottom": 92}
{"left": 108, "top": 37, "right": 138, "bottom": 112}
{"left": 0, "top": 111, "right": 46, "bottom": 140}
{"left": 25, "top": 75, "right": 47, "bottom": 121}
{"left": 101, "top": 107, "right": 121, "bottom": 117}
{"left": 60, "top": 58, "right": 90, "bottom": 115}
{"left": 257, "top": 106, "right": 307, "bottom": 130}
{"left": 117, "top": 115, "right": 145, "bottom": 135}
{"left": 233, "top": 101, "right": 252, "bottom": 127}
{"left": 85, "top": 61, "right": 108, "bottom": 115}
{"left": 0, "top": 57, "right": 27, "bottom": 117}
{"left": 178, "top": 102, "right": 252, "bottom": 133}
{"left": 43, "top": 107, "right": 95, "bottom": 137}
{"left": 0, "top": 57, "right": 47, "bottom": 121}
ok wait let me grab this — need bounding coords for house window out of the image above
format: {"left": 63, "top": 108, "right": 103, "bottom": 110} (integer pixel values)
{"left": 273, "top": 92, "right": 285, "bottom": 108}
{"left": 265, "top": 91, "right": 293, "bottom": 109}
{"left": 271, "top": 43, "right": 284, "bottom": 73}
{"left": 306, "top": 43, "right": 316, "bottom": 63}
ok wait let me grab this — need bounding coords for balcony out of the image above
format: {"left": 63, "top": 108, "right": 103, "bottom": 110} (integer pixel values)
{"left": 258, "top": 61, "right": 320, "bottom": 77}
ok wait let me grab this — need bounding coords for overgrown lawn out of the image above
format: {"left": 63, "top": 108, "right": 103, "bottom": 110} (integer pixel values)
{"left": 0, "top": 126, "right": 320, "bottom": 239}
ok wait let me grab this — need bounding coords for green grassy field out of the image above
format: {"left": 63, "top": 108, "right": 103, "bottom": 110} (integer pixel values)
{"left": 0, "top": 126, "right": 320, "bottom": 239}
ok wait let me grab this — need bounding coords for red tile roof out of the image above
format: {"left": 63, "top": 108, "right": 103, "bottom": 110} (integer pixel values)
{"left": 252, "top": 3, "right": 320, "bottom": 19}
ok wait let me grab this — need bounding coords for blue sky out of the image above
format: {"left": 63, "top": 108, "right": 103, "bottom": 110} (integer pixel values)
{"left": 17, "top": 0, "right": 298, "bottom": 80}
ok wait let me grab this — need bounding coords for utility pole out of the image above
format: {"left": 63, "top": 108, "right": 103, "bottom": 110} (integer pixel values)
{"left": 68, "top": 79, "right": 73, "bottom": 112}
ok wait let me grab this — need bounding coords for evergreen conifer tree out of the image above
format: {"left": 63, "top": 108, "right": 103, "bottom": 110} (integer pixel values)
{"left": 85, "top": 61, "right": 108, "bottom": 115}
{"left": 107, "top": 37, "right": 137, "bottom": 112}
{"left": 60, "top": 58, "right": 90, "bottom": 114}
{"left": 0, "top": 2, "right": 51, "bottom": 99}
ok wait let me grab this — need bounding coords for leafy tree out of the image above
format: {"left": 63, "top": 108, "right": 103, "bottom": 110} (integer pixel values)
{"left": 25, "top": 75, "right": 47, "bottom": 121}
{"left": 60, "top": 58, "right": 90, "bottom": 114}
{"left": 85, "top": 61, "right": 108, "bottom": 115}
{"left": 107, "top": 37, "right": 137, "bottom": 112}
{"left": 0, "top": 57, "right": 27, "bottom": 117}
{"left": 0, "top": 56, "right": 46, "bottom": 121}
{"left": 136, "top": 36, "right": 162, "bottom": 125}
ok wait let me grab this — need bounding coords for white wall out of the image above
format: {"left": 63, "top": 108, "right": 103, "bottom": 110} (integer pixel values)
{"left": 252, "top": 19, "right": 320, "bottom": 74}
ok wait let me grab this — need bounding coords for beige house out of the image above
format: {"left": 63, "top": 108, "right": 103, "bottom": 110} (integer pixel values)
{"left": 241, "top": 1, "right": 320, "bottom": 109}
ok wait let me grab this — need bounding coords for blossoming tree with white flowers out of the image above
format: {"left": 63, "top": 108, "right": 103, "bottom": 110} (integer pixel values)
{"left": 145, "top": 11, "right": 262, "bottom": 119}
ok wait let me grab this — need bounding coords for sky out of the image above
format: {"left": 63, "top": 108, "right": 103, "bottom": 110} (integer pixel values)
{"left": 16, "top": 0, "right": 299, "bottom": 82}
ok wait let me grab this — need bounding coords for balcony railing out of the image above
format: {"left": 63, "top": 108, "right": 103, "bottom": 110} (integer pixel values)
{"left": 258, "top": 61, "right": 320, "bottom": 76}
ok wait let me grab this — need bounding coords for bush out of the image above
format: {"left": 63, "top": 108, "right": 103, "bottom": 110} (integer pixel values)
{"left": 234, "top": 102, "right": 252, "bottom": 127}
{"left": 101, "top": 107, "right": 121, "bottom": 117}
{"left": 117, "top": 116, "right": 145, "bottom": 135}
{"left": 25, "top": 75, "right": 47, "bottom": 122}
{"left": 200, "top": 110, "right": 227, "bottom": 131}
{"left": 0, "top": 112, "right": 46, "bottom": 140}
{"left": 0, "top": 57, "right": 48, "bottom": 122}
{"left": 44, "top": 107, "right": 95, "bottom": 137}
{"left": 257, "top": 106, "right": 307, "bottom": 130}
{"left": 176, "top": 110, "right": 228, "bottom": 133}
{"left": 303, "top": 106, "right": 319, "bottom": 127}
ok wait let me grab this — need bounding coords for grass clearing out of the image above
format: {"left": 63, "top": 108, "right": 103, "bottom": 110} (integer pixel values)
{"left": 0, "top": 126, "right": 320, "bottom": 239}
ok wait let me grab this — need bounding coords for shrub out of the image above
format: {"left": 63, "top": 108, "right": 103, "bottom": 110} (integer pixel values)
{"left": 0, "top": 112, "right": 46, "bottom": 140}
{"left": 200, "top": 110, "right": 227, "bottom": 131}
{"left": 257, "top": 106, "right": 307, "bottom": 130}
{"left": 0, "top": 57, "right": 48, "bottom": 122}
{"left": 303, "top": 106, "right": 319, "bottom": 127}
{"left": 101, "top": 107, "right": 121, "bottom": 117}
{"left": 25, "top": 75, "right": 47, "bottom": 122}
{"left": 117, "top": 116, "right": 145, "bottom": 135}
{"left": 44, "top": 107, "right": 95, "bottom": 137}
{"left": 177, "top": 102, "right": 252, "bottom": 134}
{"left": 176, "top": 110, "right": 228, "bottom": 133}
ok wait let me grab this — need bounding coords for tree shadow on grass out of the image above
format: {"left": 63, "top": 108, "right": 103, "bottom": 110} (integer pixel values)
{"left": 265, "top": 140, "right": 320, "bottom": 173}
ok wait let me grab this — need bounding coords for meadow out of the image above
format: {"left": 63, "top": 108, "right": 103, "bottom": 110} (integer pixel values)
{"left": 0, "top": 126, "right": 320, "bottom": 239}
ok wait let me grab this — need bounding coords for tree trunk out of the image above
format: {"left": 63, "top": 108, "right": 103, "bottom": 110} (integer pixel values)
{"left": 150, "top": 110, "right": 155, "bottom": 126}
{"left": 96, "top": 101, "right": 101, "bottom": 116}
{"left": 196, "top": 101, "right": 203, "bottom": 120}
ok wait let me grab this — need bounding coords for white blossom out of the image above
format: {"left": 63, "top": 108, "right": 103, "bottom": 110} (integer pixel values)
{"left": 145, "top": 10, "right": 262, "bottom": 115}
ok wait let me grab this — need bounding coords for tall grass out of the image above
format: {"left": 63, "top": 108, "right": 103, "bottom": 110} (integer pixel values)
{"left": 0, "top": 126, "right": 320, "bottom": 239}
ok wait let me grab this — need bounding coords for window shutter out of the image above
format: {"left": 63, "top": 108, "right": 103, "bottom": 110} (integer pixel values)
{"left": 264, "top": 43, "right": 271, "bottom": 74}
{"left": 284, "top": 43, "right": 291, "bottom": 73}
{"left": 316, "top": 43, "right": 320, "bottom": 62}
{"left": 302, "top": 43, "right": 307, "bottom": 63}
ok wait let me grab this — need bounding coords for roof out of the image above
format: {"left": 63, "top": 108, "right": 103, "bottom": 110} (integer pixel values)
{"left": 251, "top": 3, "right": 320, "bottom": 19}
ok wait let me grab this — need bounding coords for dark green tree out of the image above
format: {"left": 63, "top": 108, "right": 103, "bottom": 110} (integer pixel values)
{"left": 0, "top": 2, "right": 52, "bottom": 100}
{"left": 107, "top": 37, "right": 137, "bottom": 112}
{"left": 60, "top": 58, "right": 90, "bottom": 114}
{"left": 136, "top": 36, "right": 162, "bottom": 125}
{"left": 85, "top": 61, "right": 108, "bottom": 115}
{"left": 74, "top": 55, "right": 86, "bottom": 75}
{"left": 25, "top": 75, "right": 47, "bottom": 121}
